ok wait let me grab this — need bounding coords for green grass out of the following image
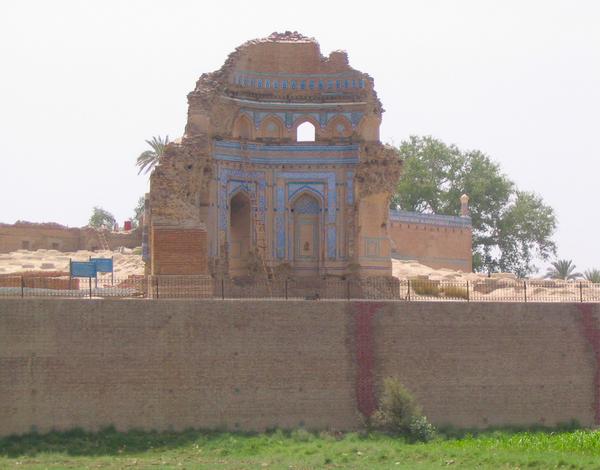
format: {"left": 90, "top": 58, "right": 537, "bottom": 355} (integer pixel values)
{"left": 1, "top": 426, "right": 600, "bottom": 469}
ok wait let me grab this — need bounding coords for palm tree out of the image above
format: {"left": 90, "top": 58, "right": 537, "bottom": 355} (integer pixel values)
{"left": 584, "top": 269, "right": 600, "bottom": 283}
{"left": 136, "top": 135, "right": 169, "bottom": 175}
{"left": 545, "top": 259, "right": 582, "bottom": 280}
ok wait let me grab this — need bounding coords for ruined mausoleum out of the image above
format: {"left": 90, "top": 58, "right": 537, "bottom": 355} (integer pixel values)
{"left": 145, "top": 32, "right": 471, "bottom": 278}
{"left": 145, "top": 32, "right": 402, "bottom": 278}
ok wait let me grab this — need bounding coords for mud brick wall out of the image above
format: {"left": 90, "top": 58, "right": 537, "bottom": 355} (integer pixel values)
{"left": 0, "top": 299, "right": 598, "bottom": 437}
{"left": 151, "top": 228, "right": 208, "bottom": 275}
{"left": 0, "top": 225, "right": 81, "bottom": 253}
{"left": 0, "top": 224, "right": 142, "bottom": 253}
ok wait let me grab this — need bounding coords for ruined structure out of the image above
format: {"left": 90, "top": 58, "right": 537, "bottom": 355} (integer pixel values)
{"left": 0, "top": 221, "right": 141, "bottom": 254}
{"left": 146, "top": 32, "right": 402, "bottom": 278}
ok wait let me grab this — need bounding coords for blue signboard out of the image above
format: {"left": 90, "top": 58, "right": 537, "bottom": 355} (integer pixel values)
{"left": 70, "top": 261, "right": 97, "bottom": 278}
{"left": 90, "top": 257, "right": 113, "bottom": 273}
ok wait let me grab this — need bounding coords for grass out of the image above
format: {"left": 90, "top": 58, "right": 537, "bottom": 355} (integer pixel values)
{"left": 2, "top": 426, "right": 600, "bottom": 469}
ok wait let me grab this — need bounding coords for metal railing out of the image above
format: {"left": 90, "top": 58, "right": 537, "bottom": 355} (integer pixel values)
{"left": 1, "top": 275, "right": 600, "bottom": 302}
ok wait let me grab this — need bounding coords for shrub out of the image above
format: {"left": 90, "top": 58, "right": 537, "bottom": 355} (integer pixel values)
{"left": 441, "top": 284, "right": 469, "bottom": 300}
{"left": 372, "top": 377, "right": 436, "bottom": 442}
{"left": 409, "top": 279, "right": 440, "bottom": 297}
{"left": 408, "top": 415, "right": 436, "bottom": 442}
{"left": 290, "top": 428, "right": 313, "bottom": 442}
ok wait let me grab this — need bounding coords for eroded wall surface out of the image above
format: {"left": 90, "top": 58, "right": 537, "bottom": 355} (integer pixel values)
{"left": 389, "top": 211, "right": 473, "bottom": 271}
{"left": 0, "top": 299, "right": 597, "bottom": 436}
{"left": 0, "top": 223, "right": 142, "bottom": 254}
{"left": 147, "top": 32, "right": 402, "bottom": 278}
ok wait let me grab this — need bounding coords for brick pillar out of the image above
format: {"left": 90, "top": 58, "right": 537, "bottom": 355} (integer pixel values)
{"left": 151, "top": 227, "right": 208, "bottom": 275}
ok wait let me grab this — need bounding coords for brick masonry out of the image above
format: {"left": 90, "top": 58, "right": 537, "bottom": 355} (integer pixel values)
{"left": 152, "top": 228, "right": 208, "bottom": 275}
{"left": 0, "top": 299, "right": 598, "bottom": 436}
{"left": 389, "top": 220, "right": 473, "bottom": 271}
{"left": 578, "top": 304, "right": 600, "bottom": 424}
{"left": 0, "top": 223, "right": 142, "bottom": 253}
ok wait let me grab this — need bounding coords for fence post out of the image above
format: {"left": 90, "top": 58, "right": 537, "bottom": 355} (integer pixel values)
{"left": 285, "top": 277, "right": 288, "bottom": 300}
{"left": 21, "top": 276, "right": 24, "bottom": 298}
{"left": 466, "top": 281, "right": 470, "bottom": 302}
{"left": 221, "top": 277, "right": 225, "bottom": 300}
{"left": 346, "top": 278, "right": 350, "bottom": 301}
{"left": 407, "top": 279, "right": 411, "bottom": 301}
{"left": 155, "top": 276, "right": 159, "bottom": 299}
{"left": 580, "top": 282, "right": 583, "bottom": 303}
{"left": 523, "top": 281, "right": 527, "bottom": 303}
{"left": 88, "top": 277, "right": 92, "bottom": 299}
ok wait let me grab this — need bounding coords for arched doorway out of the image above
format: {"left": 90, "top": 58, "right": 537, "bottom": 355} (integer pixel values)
{"left": 292, "top": 193, "right": 321, "bottom": 275}
{"left": 229, "top": 191, "right": 251, "bottom": 275}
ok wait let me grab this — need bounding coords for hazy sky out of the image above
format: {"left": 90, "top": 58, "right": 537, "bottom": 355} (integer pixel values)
{"left": 1, "top": 0, "right": 598, "bottom": 272}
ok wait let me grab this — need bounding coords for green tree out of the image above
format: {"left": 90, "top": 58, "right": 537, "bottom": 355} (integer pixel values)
{"left": 132, "top": 196, "right": 145, "bottom": 228}
{"left": 392, "top": 136, "right": 557, "bottom": 276}
{"left": 89, "top": 207, "right": 116, "bottom": 230}
{"left": 136, "top": 135, "right": 169, "bottom": 175}
{"left": 545, "top": 259, "right": 582, "bottom": 280}
{"left": 584, "top": 269, "right": 600, "bottom": 283}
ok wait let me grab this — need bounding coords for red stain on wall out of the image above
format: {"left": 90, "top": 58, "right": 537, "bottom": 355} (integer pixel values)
{"left": 354, "top": 302, "right": 384, "bottom": 418}
{"left": 578, "top": 304, "right": 600, "bottom": 424}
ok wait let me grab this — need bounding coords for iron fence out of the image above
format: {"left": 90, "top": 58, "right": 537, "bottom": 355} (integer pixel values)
{"left": 1, "top": 275, "right": 600, "bottom": 302}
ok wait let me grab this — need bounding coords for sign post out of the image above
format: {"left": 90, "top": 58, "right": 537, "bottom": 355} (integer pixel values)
{"left": 90, "top": 257, "right": 114, "bottom": 286}
{"left": 70, "top": 261, "right": 98, "bottom": 298}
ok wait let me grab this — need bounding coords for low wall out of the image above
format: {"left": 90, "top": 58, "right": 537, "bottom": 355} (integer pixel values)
{"left": 0, "top": 223, "right": 142, "bottom": 253}
{"left": 0, "top": 299, "right": 598, "bottom": 436}
{"left": 0, "top": 224, "right": 81, "bottom": 252}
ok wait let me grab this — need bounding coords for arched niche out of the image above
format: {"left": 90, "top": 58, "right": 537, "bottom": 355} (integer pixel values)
{"left": 291, "top": 192, "right": 322, "bottom": 274}
{"left": 259, "top": 115, "right": 284, "bottom": 139}
{"left": 232, "top": 114, "right": 253, "bottom": 140}
{"left": 229, "top": 191, "right": 251, "bottom": 275}
{"left": 326, "top": 115, "right": 352, "bottom": 139}
{"left": 356, "top": 114, "right": 381, "bottom": 141}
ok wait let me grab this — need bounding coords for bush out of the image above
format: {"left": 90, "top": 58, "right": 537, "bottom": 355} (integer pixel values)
{"left": 409, "top": 279, "right": 440, "bottom": 297}
{"left": 408, "top": 416, "right": 436, "bottom": 442}
{"left": 372, "top": 377, "right": 436, "bottom": 442}
{"left": 441, "top": 284, "right": 469, "bottom": 300}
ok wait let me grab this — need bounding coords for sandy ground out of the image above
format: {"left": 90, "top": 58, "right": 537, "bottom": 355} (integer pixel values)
{"left": 0, "top": 250, "right": 597, "bottom": 301}
{"left": 0, "top": 249, "right": 144, "bottom": 278}
{"left": 392, "top": 258, "right": 485, "bottom": 282}
{"left": 392, "top": 258, "right": 599, "bottom": 302}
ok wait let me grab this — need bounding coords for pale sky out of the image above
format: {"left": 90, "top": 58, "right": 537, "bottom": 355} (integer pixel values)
{"left": 1, "top": 0, "right": 598, "bottom": 272}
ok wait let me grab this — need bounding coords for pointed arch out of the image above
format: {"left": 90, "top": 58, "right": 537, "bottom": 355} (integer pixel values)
{"left": 326, "top": 115, "right": 352, "bottom": 139}
{"left": 229, "top": 191, "right": 252, "bottom": 275}
{"left": 232, "top": 113, "right": 253, "bottom": 140}
{"left": 292, "top": 192, "right": 322, "bottom": 269}
{"left": 293, "top": 116, "right": 320, "bottom": 142}
{"left": 259, "top": 115, "right": 284, "bottom": 139}
{"left": 289, "top": 186, "right": 325, "bottom": 208}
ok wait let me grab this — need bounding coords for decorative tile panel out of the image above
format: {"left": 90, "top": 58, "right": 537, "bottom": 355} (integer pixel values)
{"left": 276, "top": 171, "right": 337, "bottom": 261}
{"left": 389, "top": 210, "right": 472, "bottom": 228}
{"left": 276, "top": 186, "right": 285, "bottom": 259}
{"left": 346, "top": 171, "right": 354, "bottom": 205}
{"left": 217, "top": 167, "right": 267, "bottom": 255}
